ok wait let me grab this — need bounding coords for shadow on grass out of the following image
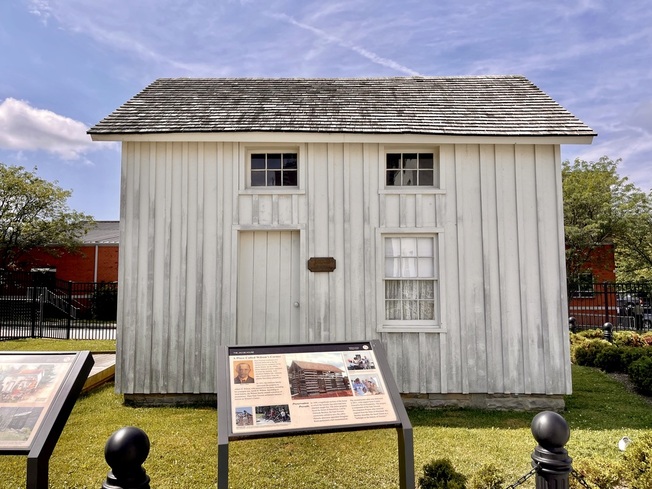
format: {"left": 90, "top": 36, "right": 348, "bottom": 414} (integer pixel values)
{"left": 408, "top": 365, "right": 652, "bottom": 431}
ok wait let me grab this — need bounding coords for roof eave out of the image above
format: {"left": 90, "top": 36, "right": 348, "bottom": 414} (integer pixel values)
{"left": 89, "top": 131, "right": 595, "bottom": 145}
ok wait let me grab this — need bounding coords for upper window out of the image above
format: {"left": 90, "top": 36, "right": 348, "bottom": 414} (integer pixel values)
{"left": 384, "top": 236, "right": 438, "bottom": 322}
{"left": 250, "top": 152, "right": 298, "bottom": 188}
{"left": 386, "top": 153, "right": 435, "bottom": 187}
{"left": 569, "top": 272, "right": 594, "bottom": 298}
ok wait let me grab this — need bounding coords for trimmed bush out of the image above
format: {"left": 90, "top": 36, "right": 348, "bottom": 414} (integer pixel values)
{"left": 468, "top": 464, "right": 504, "bottom": 489}
{"left": 622, "top": 433, "right": 652, "bottom": 489}
{"left": 629, "top": 356, "right": 652, "bottom": 395}
{"left": 574, "top": 339, "right": 613, "bottom": 367}
{"left": 594, "top": 345, "right": 625, "bottom": 373}
{"left": 614, "top": 331, "right": 647, "bottom": 348}
{"left": 419, "top": 458, "right": 467, "bottom": 489}
{"left": 570, "top": 458, "right": 623, "bottom": 489}
{"left": 577, "top": 328, "right": 605, "bottom": 339}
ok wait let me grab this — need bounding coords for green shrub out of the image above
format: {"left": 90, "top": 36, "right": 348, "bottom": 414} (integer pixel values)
{"left": 614, "top": 331, "right": 647, "bottom": 348}
{"left": 629, "top": 356, "right": 652, "bottom": 395}
{"left": 594, "top": 345, "right": 625, "bottom": 373}
{"left": 577, "top": 328, "right": 605, "bottom": 339}
{"left": 574, "top": 339, "right": 612, "bottom": 367}
{"left": 419, "top": 458, "right": 467, "bottom": 489}
{"left": 622, "top": 433, "right": 652, "bottom": 489}
{"left": 621, "top": 347, "right": 652, "bottom": 368}
{"left": 468, "top": 464, "right": 504, "bottom": 489}
{"left": 570, "top": 458, "right": 623, "bottom": 488}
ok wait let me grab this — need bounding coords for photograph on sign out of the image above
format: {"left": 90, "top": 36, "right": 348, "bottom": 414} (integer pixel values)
{"left": 0, "top": 354, "right": 77, "bottom": 450}
{"left": 228, "top": 343, "right": 398, "bottom": 435}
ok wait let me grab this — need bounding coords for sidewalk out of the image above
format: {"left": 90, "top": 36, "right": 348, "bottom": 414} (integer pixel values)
{"left": 83, "top": 352, "right": 116, "bottom": 393}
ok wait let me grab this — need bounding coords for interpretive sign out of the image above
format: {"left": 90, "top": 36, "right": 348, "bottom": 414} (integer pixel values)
{"left": 0, "top": 351, "right": 94, "bottom": 489}
{"left": 217, "top": 340, "right": 414, "bottom": 488}
{"left": 226, "top": 342, "right": 396, "bottom": 436}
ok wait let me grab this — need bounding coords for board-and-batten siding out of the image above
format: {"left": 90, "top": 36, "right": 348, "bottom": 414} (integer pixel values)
{"left": 116, "top": 140, "right": 570, "bottom": 397}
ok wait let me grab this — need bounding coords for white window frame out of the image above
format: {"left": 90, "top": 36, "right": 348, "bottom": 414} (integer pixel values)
{"left": 240, "top": 144, "right": 306, "bottom": 194}
{"left": 380, "top": 146, "right": 442, "bottom": 193}
{"left": 376, "top": 229, "right": 443, "bottom": 333}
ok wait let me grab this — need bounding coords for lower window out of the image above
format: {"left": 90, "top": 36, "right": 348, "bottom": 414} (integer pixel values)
{"left": 383, "top": 235, "right": 438, "bottom": 326}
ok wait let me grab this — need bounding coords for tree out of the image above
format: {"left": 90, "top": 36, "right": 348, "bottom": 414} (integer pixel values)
{"left": 562, "top": 156, "right": 652, "bottom": 282}
{"left": 0, "top": 164, "right": 94, "bottom": 269}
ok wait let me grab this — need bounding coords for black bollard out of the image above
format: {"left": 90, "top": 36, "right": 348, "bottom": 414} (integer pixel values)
{"left": 102, "top": 427, "right": 151, "bottom": 489}
{"left": 531, "top": 411, "right": 572, "bottom": 489}
{"left": 603, "top": 322, "right": 613, "bottom": 343}
{"left": 568, "top": 317, "right": 577, "bottom": 334}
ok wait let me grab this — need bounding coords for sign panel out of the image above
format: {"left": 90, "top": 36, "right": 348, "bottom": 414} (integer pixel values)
{"left": 0, "top": 353, "right": 81, "bottom": 451}
{"left": 227, "top": 342, "right": 398, "bottom": 437}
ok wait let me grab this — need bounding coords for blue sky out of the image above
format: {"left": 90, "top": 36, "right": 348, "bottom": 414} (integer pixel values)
{"left": 0, "top": 0, "right": 650, "bottom": 220}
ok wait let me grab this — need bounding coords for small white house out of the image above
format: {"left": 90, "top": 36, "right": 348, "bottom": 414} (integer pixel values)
{"left": 89, "top": 76, "right": 594, "bottom": 409}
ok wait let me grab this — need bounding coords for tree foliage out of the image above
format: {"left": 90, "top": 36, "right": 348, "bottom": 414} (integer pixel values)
{"left": 0, "top": 164, "right": 94, "bottom": 269}
{"left": 562, "top": 156, "right": 652, "bottom": 282}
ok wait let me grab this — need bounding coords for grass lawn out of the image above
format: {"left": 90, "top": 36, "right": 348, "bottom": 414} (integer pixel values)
{"left": 1, "top": 339, "right": 651, "bottom": 488}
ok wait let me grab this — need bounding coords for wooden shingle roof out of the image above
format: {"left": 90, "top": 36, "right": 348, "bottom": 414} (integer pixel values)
{"left": 88, "top": 76, "right": 595, "bottom": 138}
{"left": 290, "top": 360, "right": 343, "bottom": 373}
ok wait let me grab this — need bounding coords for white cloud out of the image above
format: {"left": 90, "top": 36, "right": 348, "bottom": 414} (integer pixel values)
{"left": 0, "top": 98, "right": 102, "bottom": 160}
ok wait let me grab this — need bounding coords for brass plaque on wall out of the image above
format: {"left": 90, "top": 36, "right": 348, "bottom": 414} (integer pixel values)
{"left": 307, "top": 257, "right": 336, "bottom": 272}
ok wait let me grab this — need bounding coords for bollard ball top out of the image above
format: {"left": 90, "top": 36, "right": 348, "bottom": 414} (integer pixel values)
{"left": 531, "top": 411, "right": 570, "bottom": 449}
{"left": 104, "top": 426, "right": 150, "bottom": 470}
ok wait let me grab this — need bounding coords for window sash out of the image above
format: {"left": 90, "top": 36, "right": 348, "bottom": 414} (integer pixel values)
{"left": 250, "top": 152, "right": 298, "bottom": 187}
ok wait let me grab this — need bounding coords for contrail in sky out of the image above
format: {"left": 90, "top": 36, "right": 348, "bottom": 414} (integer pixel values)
{"left": 270, "top": 12, "right": 422, "bottom": 76}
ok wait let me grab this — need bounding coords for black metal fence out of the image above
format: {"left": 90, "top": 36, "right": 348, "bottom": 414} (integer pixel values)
{"left": 0, "top": 270, "right": 117, "bottom": 341}
{"left": 568, "top": 281, "right": 652, "bottom": 331}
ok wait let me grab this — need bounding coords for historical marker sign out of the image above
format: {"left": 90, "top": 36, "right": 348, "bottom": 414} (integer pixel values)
{"left": 0, "top": 351, "right": 94, "bottom": 489}
{"left": 218, "top": 340, "right": 414, "bottom": 488}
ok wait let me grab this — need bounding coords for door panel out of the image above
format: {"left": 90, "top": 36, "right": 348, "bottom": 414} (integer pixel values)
{"left": 237, "top": 231, "right": 300, "bottom": 344}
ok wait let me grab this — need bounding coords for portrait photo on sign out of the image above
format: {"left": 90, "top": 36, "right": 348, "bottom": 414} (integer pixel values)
{"left": 233, "top": 361, "right": 255, "bottom": 384}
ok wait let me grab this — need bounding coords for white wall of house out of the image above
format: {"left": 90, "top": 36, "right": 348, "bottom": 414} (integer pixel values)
{"left": 116, "top": 137, "right": 571, "bottom": 399}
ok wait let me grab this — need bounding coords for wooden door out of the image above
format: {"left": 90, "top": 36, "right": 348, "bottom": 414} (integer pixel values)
{"left": 237, "top": 231, "right": 301, "bottom": 344}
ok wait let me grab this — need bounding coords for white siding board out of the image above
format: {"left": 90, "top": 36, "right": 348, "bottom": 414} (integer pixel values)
{"left": 363, "top": 144, "right": 379, "bottom": 340}
{"left": 479, "top": 145, "right": 503, "bottom": 394}
{"left": 515, "top": 145, "right": 545, "bottom": 394}
{"left": 442, "top": 144, "right": 463, "bottom": 393}
{"left": 348, "top": 144, "right": 367, "bottom": 341}
{"left": 494, "top": 145, "right": 525, "bottom": 394}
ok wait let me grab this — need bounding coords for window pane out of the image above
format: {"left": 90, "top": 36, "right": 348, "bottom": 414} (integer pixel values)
{"left": 403, "top": 301, "right": 418, "bottom": 320}
{"left": 418, "top": 258, "right": 434, "bottom": 277}
{"left": 385, "top": 280, "right": 401, "bottom": 299}
{"left": 419, "top": 300, "right": 435, "bottom": 320}
{"left": 386, "top": 300, "right": 402, "bottom": 320}
{"left": 267, "top": 154, "right": 282, "bottom": 169}
{"left": 385, "top": 258, "right": 400, "bottom": 278}
{"left": 283, "top": 153, "right": 297, "bottom": 169}
{"left": 251, "top": 154, "right": 266, "bottom": 169}
{"left": 418, "top": 170, "right": 433, "bottom": 186}
{"left": 403, "top": 154, "right": 418, "bottom": 169}
{"left": 401, "top": 238, "right": 417, "bottom": 256}
{"left": 402, "top": 280, "right": 418, "bottom": 299}
{"left": 387, "top": 170, "right": 400, "bottom": 186}
{"left": 417, "top": 237, "right": 433, "bottom": 257}
{"left": 385, "top": 238, "right": 401, "bottom": 257}
{"left": 283, "top": 170, "right": 297, "bottom": 186}
{"left": 419, "top": 281, "right": 435, "bottom": 299}
{"left": 387, "top": 154, "right": 401, "bottom": 169}
{"left": 267, "top": 170, "right": 282, "bottom": 186}
{"left": 418, "top": 154, "right": 433, "bottom": 169}
{"left": 401, "top": 257, "right": 417, "bottom": 277}
{"left": 251, "top": 171, "right": 266, "bottom": 186}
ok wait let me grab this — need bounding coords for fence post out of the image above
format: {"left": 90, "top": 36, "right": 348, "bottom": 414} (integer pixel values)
{"left": 102, "top": 427, "right": 150, "bottom": 489}
{"left": 66, "top": 281, "right": 72, "bottom": 340}
{"left": 603, "top": 282, "right": 610, "bottom": 324}
{"left": 568, "top": 317, "right": 576, "bottom": 334}
{"left": 530, "top": 411, "right": 572, "bottom": 488}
